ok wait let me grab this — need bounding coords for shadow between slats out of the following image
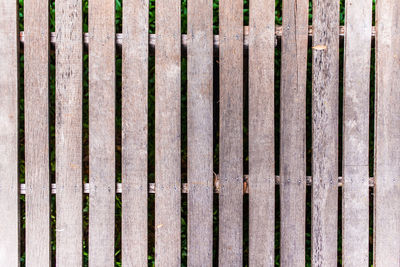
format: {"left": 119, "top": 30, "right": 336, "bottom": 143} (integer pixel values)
{"left": 305, "top": 44, "right": 313, "bottom": 266}
{"left": 115, "top": 50, "right": 122, "bottom": 265}
{"left": 49, "top": 4, "right": 56, "bottom": 258}
{"left": 212, "top": 56, "right": 220, "bottom": 266}
{"left": 368, "top": 44, "right": 375, "bottom": 266}
{"left": 19, "top": 24, "right": 26, "bottom": 267}
{"left": 181, "top": 0, "right": 188, "bottom": 256}
{"left": 274, "top": 38, "right": 281, "bottom": 266}
{"left": 148, "top": 53, "right": 156, "bottom": 265}
{"left": 82, "top": 49, "right": 89, "bottom": 267}
{"left": 181, "top": 54, "right": 188, "bottom": 266}
{"left": 49, "top": 4, "right": 55, "bottom": 188}
{"left": 82, "top": 2, "right": 89, "bottom": 261}
{"left": 243, "top": 35, "right": 249, "bottom": 265}
{"left": 338, "top": 32, "right": 344, "bottom": 266}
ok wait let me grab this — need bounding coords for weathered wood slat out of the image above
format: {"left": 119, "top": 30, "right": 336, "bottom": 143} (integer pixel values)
{"left": 311, "top": 0, "right": 339, "bottom": 265}
{"left": 374, "top": 1, "right": 400, "bottom": 265}
{"left": 154, "top": 0, "right": 181, "bottom": 264}
{"left": 248, "top": 0, "right": 275, "bottom": 264}
{"left": 55, "top": 0, "right": 83, "bottom": 266}
{"left": 218, "top": 0, "right": 243, "bottom": 264}
{"left": 342, "top": 0, "right": 372, "bottom": 266}
{"left": 88, "top": 0, "right": 115, "bottom": 265}
{"left": 186, "top": 0, "right": 213, "bottom": 264}
{"left": 121, "top": 0, "right": 148, "bottom": 264}
{"left": 280, "top": 0, "right": 309, "bottom": 265}
{"left": 0, "top": 0, "right": 19, "bottom": 265}
{"left": 24, "top": 0, "right": 51, "bottom": 265}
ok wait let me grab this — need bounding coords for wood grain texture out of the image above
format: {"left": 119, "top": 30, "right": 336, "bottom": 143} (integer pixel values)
{"left": 121, "top": 0, "right": 148, "bottom": 264}
{"left": 186, "top": 0, "right": 213, "bottom": 265}
{"left": 279, "top": 0, "right": 308, "bottom": 265}
{"left": 374, "top": 1, "right": 400, "bottom": 265}
{"left": 218, "top": 0, "right": 243, "bottom": 264}
{"left": 24, "top": 0, "right": 51, "bottom": 265}
{"left": 154, "top": 0, "right": 181, "bottom": 264}
{"left": 0, "top": 0, "right": 19, "bottom": 265}
{"left": 342, "top": 0, "right": 372, "bottom": 266}
{"left": 311, "top": 0, "right": 339, "bottom": 265}
{"left": 248, "top": 0, "right": 275, "bottom": 265}
{"left": 55, "top": 0, "right": 83, "bottom": 266}
{"left": 88, "top": 0, "right": 115, "bottom": 265}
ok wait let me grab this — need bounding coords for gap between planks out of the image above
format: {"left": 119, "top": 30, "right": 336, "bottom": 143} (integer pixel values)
{"left": 18, "top": 26, "right": 376, "bottom": 49}
{"left": 19, "top": 176, "right": 375, "bottom": 195}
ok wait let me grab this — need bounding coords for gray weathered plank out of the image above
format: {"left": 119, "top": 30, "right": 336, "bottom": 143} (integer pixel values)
{"left": 88, "top": 0, "right": 115, "bottom": 265}
{"left": 248, "top": 0, "right": 275, "bottom": 265}
{"left": 311, "top": 0, "right": 339, "bottom": 265}
{"left": 186, "top": 0, "right": 213, "bottom": 264}
{"left": 0, "top": 0, "right": 19, "bottom": 265}
{"left": 24, "top": 0, "right": 51, "bottom": 265}
{"left": 121, "top": 0, "right": 148, "bottom": 264}
{"left": 342, "top": 0, "right": 372, "bottom": 266}
{"left": 218, "top": 0, "right": 243, "bottom": 264}
{"left": 55, "top": 0, "right": 83, "bottom": 266}
{"left": 154, "top": 0, "right": 181, "bottom": 264}
{"left": 374, "top": 1, "right": 400, "bottom": 265}
{"left": 280, "top": 0, "right": 309, "bottom": 265}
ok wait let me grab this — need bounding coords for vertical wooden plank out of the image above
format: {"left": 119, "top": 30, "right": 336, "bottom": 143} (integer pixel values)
{"left": 342, "top": 0, "right": 372, "bottom": 266}
{"left": 218, "top": 0, "right": 243, "bottom": 264}
{"left": 121, "top": 0, "right": 148, "bottom": 264}
{"left": 248, "top": 0, "right": 275, "bottom": 264}
{"left": 55, "top": 0, "right": 83, "bottom": 266}
{"left": 280, "top": 0, "right": 309, "bottom": 265}
{"left": 24, "top": 0, "right": 50, "bottom": 265}
{"left": 0, "top": 0, "right": 19, "bottom": 265}
{"left": 154, "top": 0, "right": 181, "bottom": 264}
{"left": 311, "top": 0, "right": 339, "bottom": 265}
{"left": 374, "top": 1, "right": 400, "bottom": 265}
{"left": 88, "top": 0, "right": 115, "bottom": 265}
{"left": 187, "top": 0, "right": 213, "bottom": 265}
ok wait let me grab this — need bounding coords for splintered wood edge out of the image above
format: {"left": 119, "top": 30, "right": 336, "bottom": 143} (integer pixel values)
{"left": 18, "top": 26, "right": 376, "bottom": 49}
{"left": 19, "top": 176, "right": 375, "bottom": 194}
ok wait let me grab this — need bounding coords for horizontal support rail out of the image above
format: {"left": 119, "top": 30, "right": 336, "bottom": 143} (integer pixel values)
{"left": 19, "top": 175, "right": 375, "bottom": 195}
{"left": 19, "top": 26, "right": 376, "bottom": 52}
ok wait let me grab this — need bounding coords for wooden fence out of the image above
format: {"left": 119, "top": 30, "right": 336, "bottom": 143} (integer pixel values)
{"left": 0, "top": 0, "right": 399, "bottom": 266}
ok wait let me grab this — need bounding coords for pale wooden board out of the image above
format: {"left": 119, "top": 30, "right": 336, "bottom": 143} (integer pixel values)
{"left": 55, "top": 0, "right": 83, "bottom": 266}
{"left": 88, "top": 0, "right": 115, "bottom": 265}
{"left": 248, "top": 0, "right": 275, "bottom": 265}
{"left": 0, "top": 0, "right": 19, "bottom": 265}
{"left": 186, "top": 0, "right": 213, "bottom": 264}
{"left": 218, "top": 0, "right": 243, "bottom": 264}
{"left": 154, "top": 0, "right": 181, "bottom": 264}
{"left": 342, "top": 0, "right": 372, "bottom": 266}
{"left": 279, "top": 0, "right": 309, "bottom": 265}
{"left": 24, "top": 0, "right": 51, "bottom": 265}
{"left": 311, "top": 0, "right": 339, "bottom": 265}
{"left": 374, "top": 1, "right": 400, "bottom": 265}
{"left": 121, "top": 0, "right": 148, "bottom": 264}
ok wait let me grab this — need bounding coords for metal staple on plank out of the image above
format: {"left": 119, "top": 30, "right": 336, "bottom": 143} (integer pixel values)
{"left": 19, "top": 175, "right": 375, "bottom": 195}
